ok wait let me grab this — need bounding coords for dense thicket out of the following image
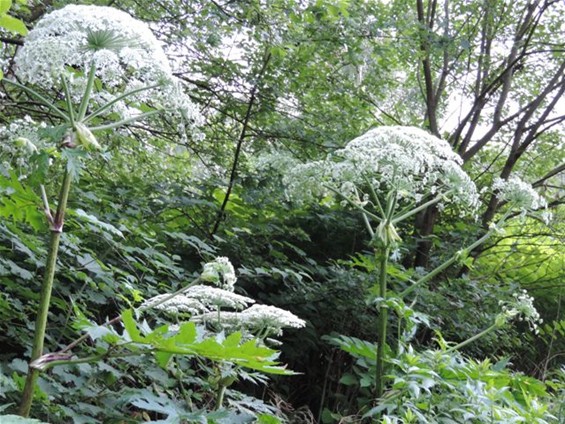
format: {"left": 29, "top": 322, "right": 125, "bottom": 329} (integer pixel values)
{"left": 0, "top": 0, "right": 563, "bottom": 423}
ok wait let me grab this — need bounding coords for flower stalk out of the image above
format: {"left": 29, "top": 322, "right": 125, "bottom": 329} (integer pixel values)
{"left": 375, "top": 245, "right": 390, "bottom": 399}
{"left": 19, "top": 168, "right": 72, "bottom": 417}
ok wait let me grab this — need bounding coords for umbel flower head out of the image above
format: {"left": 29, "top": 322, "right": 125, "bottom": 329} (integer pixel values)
{"left": 200, "top": 257, "right": 238, "bottom": 291}
{"left": 285, "top": 126, "right": 479, "bottom": 213}
{"left": 15, "top": 4, "right": 169, "bottom": 89}
{"left": 195, "top": 304, "right": 306, "bottom": 337}
{"left": 142, "top": 285, "right": 254, "bottom": 315}
{"left": 14, "top": 4, "right": 202, "bottom": 131}
{"left": 492, "top": 176, "right": 551, "bottom": 223}
{"left": 497, "top": 289, "right": 542, "bottom": 334}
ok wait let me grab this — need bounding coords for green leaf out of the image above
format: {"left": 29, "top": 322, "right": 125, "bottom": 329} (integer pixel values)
{"left": 339, "top": 373, "right": 357, "bottom": 386}
{"left": 176, "top": 321, "right": 197, "bottom": 344}
{"left": 154, "top": 351, "right": 173, "bottom": 368}
{"left": 0, "top": 0, "right": 12, "bottom": 15}
{"left": 257, "top": 414, "right": 282, "bottom": 424}
{"left": 121, "top": 309, "right": 144, "bottom": 342}
{"left": 0, "top": 14, "right": 28, "bottom": 35}
{"left": 223, "top": 331, "right": 242, "bottom": 348}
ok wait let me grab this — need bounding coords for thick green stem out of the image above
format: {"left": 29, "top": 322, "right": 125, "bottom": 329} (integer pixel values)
{"left": 18, "top": 170, "right": 72, "bottom": 417}
{"left": 323, "top": 184, "right": 382, "bottom": 222}
{"left": 375, "top": 246, "right": 390, "bottom": 399}
{"left": 215, "top": 385, "right": 227, "bottom": 410}
{"left": 392, "top": 192, "right": 446, "bottom": 224}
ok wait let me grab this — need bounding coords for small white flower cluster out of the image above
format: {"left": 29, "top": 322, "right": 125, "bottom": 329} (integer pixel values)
{"left": 241, "top": 304, "right": 306, "bottom": 331}
{"left": 200, "top": 256, "right": 237, "bottom": 290}
{"left": 14, "top": 4, "right": 202, "bottom": 133}
{"left": 498, "top": 289, "right": 543, "bottom": 334}
{"left": 284, "top": 126, "right": 478, "bottom": 213}
{"left": 0, "top": 116, "right": 49, "bottom": 172}
{"left": 196, "top": 304, "right": 306, "bottom": 336}
{"left": 492, "top": 176, "right": 551, "bottom": 223}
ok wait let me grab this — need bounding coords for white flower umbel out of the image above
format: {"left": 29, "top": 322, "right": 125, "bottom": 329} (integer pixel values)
{"left": 142, "top": 285, "right": 253, "bottom": 316}
{"left": 285, "top": 126, "right": 479, "bottom": 213}
{"left": 492, "top": 176, "right": 550, "bottom": 223}
{"left": 200, "top": 257, "right": 238, "bottom": 291}
{"left": 240, "top": 304, "right": 306, "bottom": 336}
{"left": 14, "top": 4, "right": 202, "bottom": 129}
{"left": 16, "top": 5, "right": 168, "bottom": 88}
{"left": 142, "top": 293, "right": 207, "bottom": 315}
{"left": 497, "top": 289, "right": 543, "bottom": 334}
{"left": 184, "top": 285, "right": 254, "bottom": 310}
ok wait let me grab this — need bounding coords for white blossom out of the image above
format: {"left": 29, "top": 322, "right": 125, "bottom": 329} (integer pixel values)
{"left": 15, "top": 5, "right": 169, "bottom": 88}
{"left": 200, "top": 257, "right": 237, "bottom": 290}
{"left": 498, "top": 289, "right": 543, "bottom": 334}
{"left": 492, "top": 176, "right": 550, "bottom": 222}
{"left": 14, "top": 4, "right": 202, "bottom": 133}
{"left": 194, "top": 305, "right": 306, "bottom": 336}
{"left": 142, "top": 285, "right": 253, "bottom": 315}
{"left": 240, "top": 304, "right": 306, "bottom": 335}
{"left": 285, "top": 126, "right": 478, "bottom": 213}
{"left": 142, "top": 293, "right": 206, "bottom": 315}
{"left": 183, "top": 285, "right": 253, "bottom": 310}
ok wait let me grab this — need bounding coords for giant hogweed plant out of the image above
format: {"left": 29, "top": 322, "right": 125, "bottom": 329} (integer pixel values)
{"left": 24, "top": 256, "right": 305, "bottom": 422}
{"left": 282, "top": 126, "right": 550, "bottom": 402}
{"left": 0, "top": 4, "right": 203, "bottom": 417}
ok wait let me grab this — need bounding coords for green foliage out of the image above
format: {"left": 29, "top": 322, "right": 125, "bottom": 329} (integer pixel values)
{"left": 120, "top": 309, "right": 293, "bottom": 375}
{"left": 0, "top": 0, "right": 27, "bottom": 36}
{"left": 324, "top": 339, "right": 563, "bottom": 423}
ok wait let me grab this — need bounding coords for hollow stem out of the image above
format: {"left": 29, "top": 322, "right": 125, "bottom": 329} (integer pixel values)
{"left": 392, "top": 192, "right": 446, "bottom": 224}
{"left": 19, "top": 169, "right": 72, "bottom": 417}
{"left": 375, "top": 245, "right": 390, "bottom": 399}
{"left": 398, "top": 210, "right": 512, "bottom": 299}
{"left": 215, "top": 385, "right": 227, "bottom": 410}
{"left": 89, "top": 110, "right": 162, "bottom": 131}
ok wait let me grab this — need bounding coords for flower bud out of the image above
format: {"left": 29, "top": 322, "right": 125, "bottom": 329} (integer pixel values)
{"left": 74, "top": 122, "right": 101, "bottom": 150}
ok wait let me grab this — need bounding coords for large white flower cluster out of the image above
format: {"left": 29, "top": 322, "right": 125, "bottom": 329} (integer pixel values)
{"left": 285, "top": 126, "right": 478, "bottom": 212}
{"left": 143, "top": 285, "right": 254, "bottom": 314}
{"left": 15, "top": 4, "right": 169, "bottom": 88}
{"left": 14, "top": 4, "right": 202, "bottom": 131}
